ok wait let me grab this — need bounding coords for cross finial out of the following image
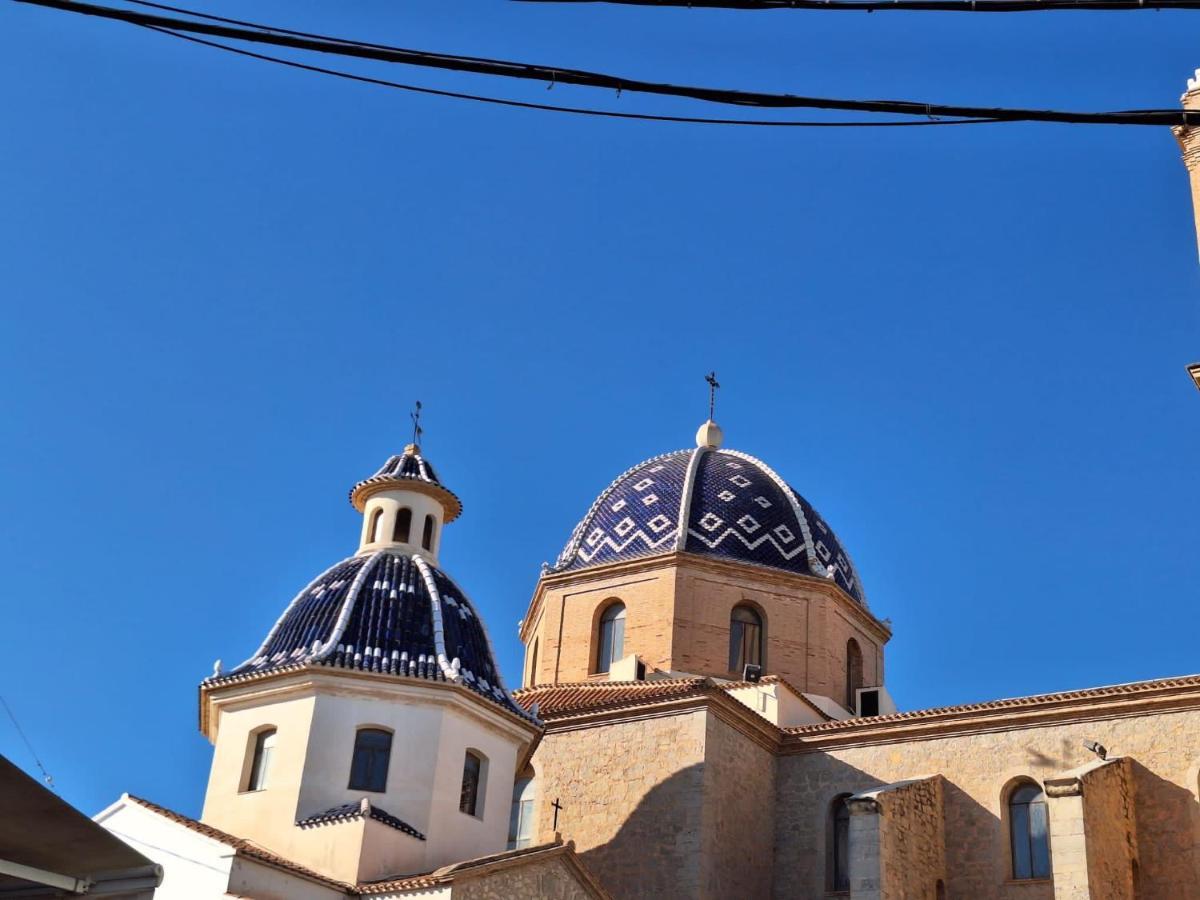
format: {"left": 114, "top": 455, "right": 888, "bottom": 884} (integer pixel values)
{"left": 551, "top": 797, "right": 564, "bottom": 830}
{"left": 410, "top": 400, "right": 424, "bottom": 448}
{"left": 705, "top": 372, "right": 720, "bottom": 421}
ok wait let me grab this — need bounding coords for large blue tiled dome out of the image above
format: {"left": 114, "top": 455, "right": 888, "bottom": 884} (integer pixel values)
{"left": 552, "top": 439, "right": 866, "bottom": 606}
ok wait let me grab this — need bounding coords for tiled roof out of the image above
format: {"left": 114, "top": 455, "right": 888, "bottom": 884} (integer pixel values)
{"left": 296, "top": 800, "right": 425, "bottom": 840}
{"left": 124, "top": 795, "right": 355, "bottom": 892}
{"left": 551, "top": 446, "right": 866, "bottom": 606}
{"left": 350, "top": 446, "right": 463, "bottom": 521}
{"left": 514, "top": 678, "right": 711, "bottom": 717}
{"left": 210, "top": 551, "right": 535, "bottom": 723}
{"left": 784, "top": 672, "right": 1200, "bottom": 736}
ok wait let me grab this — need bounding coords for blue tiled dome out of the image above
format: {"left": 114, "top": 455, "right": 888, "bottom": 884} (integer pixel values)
{"left": 553, "top": 446, "right": 866, "bottom": 605}
{"left": 213, "top": 550, "right": 531, "bottom": 720}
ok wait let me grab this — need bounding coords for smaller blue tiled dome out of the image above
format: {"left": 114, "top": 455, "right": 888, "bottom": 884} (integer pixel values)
{"left": 350, "top": 444, "right": 463, "bottom": 521}
{"left": 212, "top": 550, "right": 531, "bottom": 721}
{"left": 553, "top": 431, "right": 866, "bottom": 605}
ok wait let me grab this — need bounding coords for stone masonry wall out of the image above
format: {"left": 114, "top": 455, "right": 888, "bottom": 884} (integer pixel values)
{"left": 451, "top": 857, "right": 598, "bottom": 900}
{"left": 700, "top": 712, "right": 777, "bottom": 899}
{"left": 877, "top": 776, "right": 945, "bottom": 900}
{"left": 775, "top": 708, "right": 1200, "bottom": 900}
{"left": 529, "top": 711, "right": 708, "bottom": 898}
{"left": 1078, "top": 758, "right": 1137, "bottom": 900}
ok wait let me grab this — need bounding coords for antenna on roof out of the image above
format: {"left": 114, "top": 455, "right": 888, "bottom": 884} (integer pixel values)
{"left": 705, "top": 371, "right": 720, "bottom": 420}
{"left": 410, "top": 400, "right": 424, "bottom": 449}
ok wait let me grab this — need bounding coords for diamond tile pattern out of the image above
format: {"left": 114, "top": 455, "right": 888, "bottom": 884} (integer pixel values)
{"left": 554, "top": 447, "right": 864, "bottom": 605}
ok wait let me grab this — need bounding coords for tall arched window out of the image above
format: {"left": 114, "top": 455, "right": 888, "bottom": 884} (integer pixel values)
{"left": 460, "top": 750, "right": 487, "bottom": 817}
{"left": 245, "top": 728, "right": 276, "bottom": 792}
{"left": 528, "top": 638, "right": 539, "bottom": 686}
{"left": 393, "top": 507, "right": 412, "bottom": 543}
{"left": 422, "top": 514, "right": 435, "bottom": 550}
{"left": 595, "top": 602, "right": 626, "bottom": 674}
{"left": 507, "top": 770, "right": 536, "bottom": 849}
{"left": 1009, "top": 782, "right": 1051, "bottom": 880}
{"left": 845, "top": 639, "right": 864, "bottom": 712}
{"left": 348, "top": 728, "right": 392, "bottom": 793}
{"left": 367, "top": 508, "right": 384, "bottom": 543}
{"left": 728, "top": 605, "right": 763, "bottom": 674}
{"left": 829, "top": 795, "right": 851, "bottom": 892}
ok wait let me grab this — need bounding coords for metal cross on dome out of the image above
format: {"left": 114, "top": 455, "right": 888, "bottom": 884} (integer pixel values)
{"left": 410, "top": 400, "right": 424, "bottom": 447}
{"left": 705, "top": 371, "right": 720, "bottom": 420}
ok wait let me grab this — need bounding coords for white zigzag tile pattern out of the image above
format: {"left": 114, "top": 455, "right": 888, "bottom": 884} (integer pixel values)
{"left": 553, "top": 447, "right": 866, "bottom": 606}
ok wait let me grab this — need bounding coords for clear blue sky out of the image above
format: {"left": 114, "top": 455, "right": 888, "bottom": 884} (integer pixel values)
{"left": 2, "top": 0, "right": 1198, "bottom": 818}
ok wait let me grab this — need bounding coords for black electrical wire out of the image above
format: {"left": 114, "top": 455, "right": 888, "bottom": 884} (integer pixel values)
{"left": 514, "top": 0, "right": 1200, "bottom": 10}
{"left": 142, "top": 25, "right": 1000, "bottom": 127}
{"left": 10, "top": 0, "right": 1200, "bottom": 125}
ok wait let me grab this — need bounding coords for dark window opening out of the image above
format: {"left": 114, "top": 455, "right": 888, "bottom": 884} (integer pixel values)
{"left": 595, "top": 603, "right": 626, "bottom": 674}
{"left": 1009, "top": 782, "right": 1051, "bottom": 880}
{"left": 729, "top": 605, "right": 763, "bottom": 673}
{"left": 349, "top": 728, "right": 392, "bottom": 793}
{"left": 393, "top": 507, "right": 412, "bottom": 543}
{"left": 460, "top": 751, "right": 483, "bottom": 816}
{"left": 422, "top": 514, "right": 435, "bottom": 550}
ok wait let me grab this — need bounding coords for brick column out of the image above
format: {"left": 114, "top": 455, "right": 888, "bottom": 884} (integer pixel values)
{"left": 1044, "top": 757, "right": 1137, "bottom": 900}
{"left": 1173, "top": 72, "right": 1200, "bottom": 260}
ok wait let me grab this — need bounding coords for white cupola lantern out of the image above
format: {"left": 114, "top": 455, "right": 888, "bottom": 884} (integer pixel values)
{"left": 350, "top": 443, "right": 462, "bottom": 566}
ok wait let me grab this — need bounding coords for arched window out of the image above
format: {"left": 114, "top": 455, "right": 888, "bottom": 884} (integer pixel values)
{"left": 845, "top": 639, "right": 864, "bottom": 712}
{"left": 1009, "top": 782, "right": 1051, "bottom": 880}
{"left": 367, "top": 508, "right": 384, "bottom": 543}
{"left": 507, "top": 771, "right": 536, "bottom": 849}
{"left": 460, "top": 750, "right": 487, "bottom": 817}
{"left": 595, "top": 602, "right": 626, "bottom": 674}
{"left": 393, "top": 507, "right": 412, "bottom": 543}
{"left": 245, "top": 728, "right": 276, "bottom": 792}
{"left": 348, "top": 728, "right": 392, "bottom": 793}
{"left": 728, "top": 605, "right": 763, "bottom": 674}
{"left": 829, "top": 795, "right": 851, "bottom": 891}
{"left": 528, "top": 638, "right": 539, "bottom": 686}
{"left": 422, "top": 514, "right": 435, "bottom": 550}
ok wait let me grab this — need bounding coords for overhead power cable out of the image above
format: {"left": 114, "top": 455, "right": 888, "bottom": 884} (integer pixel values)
{"left": 514, "top": 0, "right": 1200, "bottom": 11}
{"left": 0, "top": 693, "right": 54, "bottom": 789}
{"left": 10, "top": 0, "right": 1200, "bottom": 126}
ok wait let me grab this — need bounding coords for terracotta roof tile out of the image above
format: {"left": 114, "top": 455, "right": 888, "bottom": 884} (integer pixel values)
{"left": 784, "top": 672, "right": 1200, "bottom": 736}
{"left": 514, "top": 678, "right": 710, "bottom": 716}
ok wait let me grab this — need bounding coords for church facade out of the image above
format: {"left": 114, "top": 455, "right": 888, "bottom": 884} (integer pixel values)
{"left": 94, "top": 415, "right": 1200, "bottom": 900}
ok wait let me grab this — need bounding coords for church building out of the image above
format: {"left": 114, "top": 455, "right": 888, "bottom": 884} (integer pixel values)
{"left": 94, "top": 410, "right": 1200, "bottom": 900}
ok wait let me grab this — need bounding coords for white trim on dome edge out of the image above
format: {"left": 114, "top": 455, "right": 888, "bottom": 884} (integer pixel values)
{"left": 234, "top": 555, "right": 367, "bottom": 672}
{"left": 552, "top": 449, "right": 689, "bottom": 571}
{"left": 315, "top": 550, "right": 387, "bottom": 660}
{"left": 674, "top": 447, "right": 709, "bottom": 552}
{"left": 411, "top": 554, "right": 462, "bottom": 682}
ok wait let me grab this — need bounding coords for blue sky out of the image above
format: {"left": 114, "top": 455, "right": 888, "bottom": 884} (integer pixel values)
{"left": 2, "top": 0, "right": 1199, "bottom": 818}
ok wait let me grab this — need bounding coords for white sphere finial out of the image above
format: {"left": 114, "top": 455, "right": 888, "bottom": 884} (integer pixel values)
{"left": 696, "top": 419, "right": 723, "bottom": 449}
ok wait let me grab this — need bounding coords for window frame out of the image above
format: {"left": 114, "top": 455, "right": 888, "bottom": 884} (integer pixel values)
{"left": 366, "top": 507, "right": 384, "bottom": 544}
{"left": 827, "top": 793, "right": 852, "bottom": 893}
{"left": 728, "top": 603, "right": 765, "bottom": 674}
{"left": 348, "top": 727, "right": 394, "bottom": 794}
{"left": 507, "top": 771, "right": 536, "bottom": 850}
{"left": 393, "top": 507, "right": 412, "bottom": 544}
{"left": 845, "top": 638, "right": 864, "bottom": 712}
{"left": 459, "top": 749, "right": 487, "bottom": 818}
{"left": 594, "top": 601, "right": 626, "bottom": 675}
{"left": 1006, "top": 779, "right": 1052, "bottom": 881}
{"left": 242, "top": 727, "right": 277, "bottom": 793}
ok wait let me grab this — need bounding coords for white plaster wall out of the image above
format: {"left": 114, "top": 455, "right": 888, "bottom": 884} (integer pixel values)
{"left": 359, "top": 488, "right": 444, "bottom": 562}
{"left": 94, "top": 801, "right": 233, "bottom": 900}
{"left": 227, "top": 856, "right": 347, "bottom": 900}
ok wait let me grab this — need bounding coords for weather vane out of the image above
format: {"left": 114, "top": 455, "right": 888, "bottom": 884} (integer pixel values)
{"left": 705, "top": 371, "right": 720, "bottom": 421}
{"left": 410, "top": 400, "right": 424, "bottom": 447}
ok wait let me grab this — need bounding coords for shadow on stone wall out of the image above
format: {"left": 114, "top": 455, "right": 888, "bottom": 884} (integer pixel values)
{"left": 1129, "top": 759, "right": 1200, "bottom": 900}
{"left": 574, "top": 762, "right": 706, "bottom": 899}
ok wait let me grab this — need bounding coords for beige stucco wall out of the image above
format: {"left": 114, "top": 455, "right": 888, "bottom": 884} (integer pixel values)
{"left": 201, "top": 672, "right": 535, "bottom": 883}
{"left": 775, "top": 708, "right": 1200, "bottom": 900}
{"left": 450, "top": 857, "right": 599, "bottom": 900}
{"left": 523, "top": 556, "right": 885, "bottom": 709}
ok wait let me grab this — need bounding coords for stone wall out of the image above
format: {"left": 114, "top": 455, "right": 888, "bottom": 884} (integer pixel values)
{"left": 530, "top": 711, "right": 708, "bottom": 898}
{"left": 775, "top": 709, "right": 1200, "bottom": 899}
{"left": 1045, "top": 757, "right": 1137, "bottom": 900}
{"left": 700, "top": 712, "right": 777, "bottom": 899}
{"left": 452, "top": 856, "right": 598, "bottom": 900}
{"left": 877, "top": 776, "right": 945, "bottom": 900}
